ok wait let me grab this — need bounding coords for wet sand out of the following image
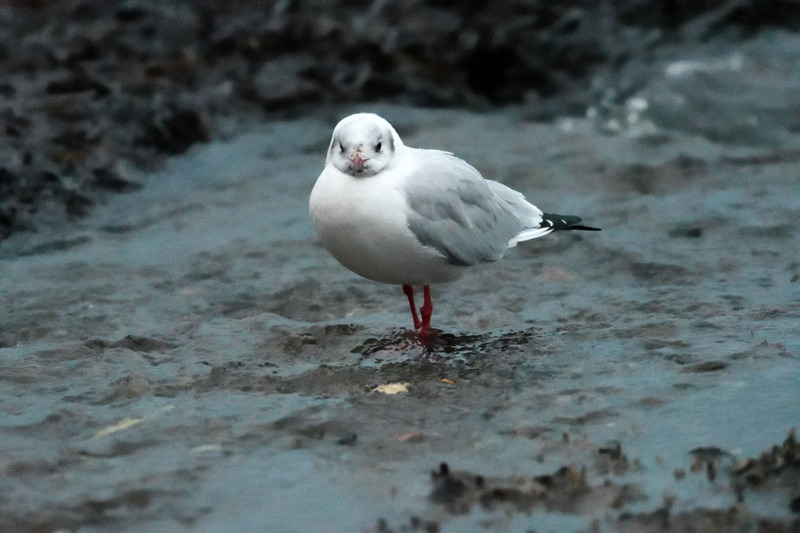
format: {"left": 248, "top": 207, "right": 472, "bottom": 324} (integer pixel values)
{"left": 2, "top": 31, "right": 800, "bottom": 533}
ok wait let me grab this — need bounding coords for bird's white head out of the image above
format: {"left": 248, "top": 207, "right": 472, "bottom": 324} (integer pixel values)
{"left": 326, "top": 113, "right": 402, "bottom": 178}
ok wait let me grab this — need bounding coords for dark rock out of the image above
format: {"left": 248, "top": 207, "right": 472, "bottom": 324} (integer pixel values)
{"left": 138, "top": 107, "right": 209, "bottom": 154}
{"left": 336, "top": 432, "right": 357, "bottom": 446}
{"left": 430, "top": 462, "right": 468, "bottom": 510}
{"left": 116, "top": 7, "right": 149, "bottom": 22}
{"left": 0, "top": 167, "right": 16, "bottom": 189}
{"left": 0, "top": 209, "right": 14, "bottom": 240}
{"left": 0, "top": 83, "right": 15, "bottom": 98}
{"left": 668, "top": 226, "right": 703, "bottom": 238}
{"left": 46, "top": 73, "right": 110, "bottom": 98}
{"left": 91, "top": 168, "right": 143, "bottom": 193}
{"left": 65, "top": 191, "right": 95, "bottom": 218}
{"left": 682, "top": 361, "right": 729, "bottom": 373}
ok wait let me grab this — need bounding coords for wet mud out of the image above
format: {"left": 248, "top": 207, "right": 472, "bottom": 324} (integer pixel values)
{"left": 2, "top": 31, "right": 800, "bottom": 533}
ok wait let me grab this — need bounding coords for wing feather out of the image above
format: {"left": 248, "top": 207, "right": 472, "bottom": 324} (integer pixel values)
{"left": 403, "top": 149, "right": 543, "bottom": 266}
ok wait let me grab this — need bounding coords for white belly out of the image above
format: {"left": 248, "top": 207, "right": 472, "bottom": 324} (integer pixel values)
{"left": 309, "top": 167, "right": 463, "bottom": 285}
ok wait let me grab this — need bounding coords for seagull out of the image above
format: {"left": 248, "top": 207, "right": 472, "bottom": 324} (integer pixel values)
{"left": 309, "top": 113, "right": 599, "bottom": 339}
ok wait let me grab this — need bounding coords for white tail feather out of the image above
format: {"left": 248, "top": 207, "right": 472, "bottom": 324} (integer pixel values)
{"left": 508, "top": 226, "right": 554, "bottom": 247}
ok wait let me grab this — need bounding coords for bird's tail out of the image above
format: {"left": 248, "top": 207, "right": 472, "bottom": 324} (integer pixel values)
{"left": 540, "top": 213, "right": 601, "bottom": 232}
{"left": 513, "top": 213, "right": 601, "bottom": 244}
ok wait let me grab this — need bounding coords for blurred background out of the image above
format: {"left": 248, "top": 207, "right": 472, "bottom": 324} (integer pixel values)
{"left": 2, "top": 0, "right": 799, "bottom": 240}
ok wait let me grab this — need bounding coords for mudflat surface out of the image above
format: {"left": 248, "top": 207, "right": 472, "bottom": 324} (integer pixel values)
{"left": 2, "top": 31, "right": 800, "bottom": 532}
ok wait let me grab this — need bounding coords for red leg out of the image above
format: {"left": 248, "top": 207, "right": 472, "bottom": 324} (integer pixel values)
{"left": 419, "top": 285, "right": 433, "bottom": 338}
{"left": 402, "top": 284, "right": 421, "bottom": 330}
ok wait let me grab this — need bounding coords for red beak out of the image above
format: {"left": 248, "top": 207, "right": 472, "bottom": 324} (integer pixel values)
{"left": 351, "top": 154, "right": 366, "bottom": 172}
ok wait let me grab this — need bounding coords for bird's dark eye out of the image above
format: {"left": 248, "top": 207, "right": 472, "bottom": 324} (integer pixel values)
{"left": 339, "top": 142, "right": 345, "bottom": 152}
{"left": 375, "top": 141, "right": 382, "bottom": 152}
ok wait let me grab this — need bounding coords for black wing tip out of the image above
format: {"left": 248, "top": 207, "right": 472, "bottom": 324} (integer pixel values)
{"left": 540, "top": 213, "right": 601, "bottom": 232}
{"left": 566, "top": 225, "right": 602, "bottom": 231}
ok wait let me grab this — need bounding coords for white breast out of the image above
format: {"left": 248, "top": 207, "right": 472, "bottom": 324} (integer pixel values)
{"left": 309, "top": 165, "right": 463, "bottom": 285}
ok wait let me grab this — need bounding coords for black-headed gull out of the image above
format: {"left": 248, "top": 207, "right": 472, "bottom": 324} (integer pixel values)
{"left": 309, "top": 113, "right": 599, "bottom": 338}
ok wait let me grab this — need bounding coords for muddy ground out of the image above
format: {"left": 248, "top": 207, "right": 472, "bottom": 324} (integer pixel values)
{"left": 1, "top": 9, "right": 800, "bottom": 533}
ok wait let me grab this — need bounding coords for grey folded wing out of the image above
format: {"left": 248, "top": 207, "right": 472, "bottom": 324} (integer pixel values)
{"left": 403, "top": 149, "right": 542, "bottom": 266}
